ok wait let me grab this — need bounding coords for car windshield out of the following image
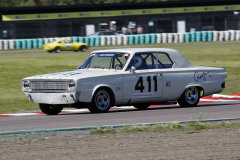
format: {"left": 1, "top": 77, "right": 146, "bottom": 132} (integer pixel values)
{"left": 80, "top": 52, "right": 130, "bottom": 70}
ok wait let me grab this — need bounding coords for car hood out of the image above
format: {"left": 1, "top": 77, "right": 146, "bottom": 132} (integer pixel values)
{"left": 23, "top": 69, "right": 122, "bottom": 80}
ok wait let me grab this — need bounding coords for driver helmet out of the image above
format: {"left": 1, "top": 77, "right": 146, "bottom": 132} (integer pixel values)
{"left": 134, "top": 55, "right": 142, "bottom": 68}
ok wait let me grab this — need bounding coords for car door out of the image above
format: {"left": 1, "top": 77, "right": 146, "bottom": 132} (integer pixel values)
{"left": 62, "top": 40, "right": 73, "bottom": 51}
{"left": 122, "top": 52, "right": 164, "bottom": 103}
{"left": 123, "top": 71, "right": 163, "bottom": 103}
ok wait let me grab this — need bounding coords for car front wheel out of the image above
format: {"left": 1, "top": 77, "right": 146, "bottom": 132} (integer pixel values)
{"left": 88, "top": 88, "right": 113, "bottom": 113}
{"left": 80, "top": 46, "right": 86, "bottom": 52}
{"left": 39, "top": 104, "right": 63, "bottom": 115}
{"left": 54, "top": 47, "right": 61, "bottom": 53}
{"left": 178, "top": 86, "right": 200, "bottom": 107}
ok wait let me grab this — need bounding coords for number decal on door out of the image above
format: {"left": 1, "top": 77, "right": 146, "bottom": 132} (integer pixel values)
{"left": 66, "top": 44, "right": 71, "bottom": 49}
{"left": 135, "top": 76, "right": 157, "bottom": 92}
{"left": 135, "top": 77, "right": 144, "bottom": 92}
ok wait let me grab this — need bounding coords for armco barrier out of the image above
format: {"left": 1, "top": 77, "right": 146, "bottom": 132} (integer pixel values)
{"left": 0, "top": 30, "right": 240, "bottom": 50}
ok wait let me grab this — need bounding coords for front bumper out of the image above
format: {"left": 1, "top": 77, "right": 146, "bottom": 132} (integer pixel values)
{"left": 24, "top": 92, "right": 80, "bottom": 104}
{"left": 42, "top": 45, "right": 52, "bottom": 50}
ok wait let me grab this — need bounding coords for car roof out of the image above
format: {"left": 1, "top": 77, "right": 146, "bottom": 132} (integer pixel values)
{"left": 91, "top": 48, "right": 193, "bottom": 68}
{"left": 92, "top": 48, "right": 173, "bottom": 53}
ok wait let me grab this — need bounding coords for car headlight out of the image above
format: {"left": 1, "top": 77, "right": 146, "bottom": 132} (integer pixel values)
{"left": 69, "top": 81, "right": 75, "bottom": 89}
{"left": 23, "top": 80, "right": 30, "bottom": 90}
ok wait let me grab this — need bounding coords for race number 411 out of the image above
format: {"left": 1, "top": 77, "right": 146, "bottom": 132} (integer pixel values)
{"left": 135, "top": 76, "right": 157, "bottom": 92}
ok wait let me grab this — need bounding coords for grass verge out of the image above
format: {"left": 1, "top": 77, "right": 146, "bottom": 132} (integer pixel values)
{"left": 90, "top": 120, "right": 240, "bottom": 135}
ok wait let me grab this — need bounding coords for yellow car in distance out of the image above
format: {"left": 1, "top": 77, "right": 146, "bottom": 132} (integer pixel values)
{"left": 43, "top": 39, "right": 89, "bottom": 53}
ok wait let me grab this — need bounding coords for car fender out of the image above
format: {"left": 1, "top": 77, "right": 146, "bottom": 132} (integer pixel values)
{"left": 92, "top": 84, "right": 115, "bottom": 103}
{"left": 92, "top": 84, "right": 114, "bottom": 96}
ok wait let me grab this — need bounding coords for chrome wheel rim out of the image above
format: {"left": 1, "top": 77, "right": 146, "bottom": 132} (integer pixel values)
{"left": 185, "top": 87, "right": 199, "bottom": 104}
{"left": 95, "top": 90, "right": 110, "bottom": 110}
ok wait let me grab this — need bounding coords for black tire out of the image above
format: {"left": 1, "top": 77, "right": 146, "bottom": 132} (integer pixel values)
{"left": 178, "top": 86, "right": 200, "bottom": 107}
{"left": 80, "top": 45, "right": 86, "bottom": 52}
{"left": 54, "top": 47, "right": 61, "bottom": 53}
{"left": 87, "top": 88, "right": 113, "bottom": 113}
{"left": 39, "top": 104, "right": 63, "bottom": 115}
{"left": 47, "top": 50, "right": 52, "bottom": 53}
{"left": 134, "top": 104, "right": 149, "bottom": 110}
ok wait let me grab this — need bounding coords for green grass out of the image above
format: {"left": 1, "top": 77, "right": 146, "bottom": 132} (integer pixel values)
{"left": 0, "top": 42, "right": 239, "bottom": 113}
{"left": 90, "top": 121, "right": 240, "bottom": 135}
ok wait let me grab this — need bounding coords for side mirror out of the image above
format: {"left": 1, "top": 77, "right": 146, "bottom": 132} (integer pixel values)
{"left": 131, "top": 66, "right": 136, "bottom": 72}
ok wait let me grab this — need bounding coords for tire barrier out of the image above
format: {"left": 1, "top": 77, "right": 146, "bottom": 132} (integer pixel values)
{"left": 156, "top": 34, "right": 161, "bottom": 43}
{"left": 236, "top": 31, "right": 240, "bottom": 40}
{"left": 1, "top": 30, "right": 240, "bottom": 50}
{"left": 117, "top": 36, "right": 122, "bottom": 45}
{"left": 173, "top": 33, "right": 178, "bottom": 43}
{"left": 184, "top": 32, "right": 190, "bottom": 42}
{"left": 162, "top": 33, "right": 167, "bottom": 43}
{"left": 179, "top": 33, "right": 184, "bottom": 43}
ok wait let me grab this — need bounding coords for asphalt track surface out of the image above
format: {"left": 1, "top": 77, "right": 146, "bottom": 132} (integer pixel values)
{"left": 0, "top": 101, "right": 240, "bottom": 133}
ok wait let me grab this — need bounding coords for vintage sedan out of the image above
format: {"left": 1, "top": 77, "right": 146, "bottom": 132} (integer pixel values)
{"left": 42, "top": 38, "right": 89, "bottom": 53}
{"left": 22, "top": 48, "right": 227, "bottom": 115}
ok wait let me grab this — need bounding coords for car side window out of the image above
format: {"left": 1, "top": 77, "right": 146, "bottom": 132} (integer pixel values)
{"left": 127, "top": 53, "right": 153, "bottom": 70}
{"left": 63, "top": 40, "right": 70, "bottom": 43}
{"left": 153, "top": 52, "right": 173, "bottom": 69}
{"left": 127, "top": 52, "right": 173, "bottom": 71}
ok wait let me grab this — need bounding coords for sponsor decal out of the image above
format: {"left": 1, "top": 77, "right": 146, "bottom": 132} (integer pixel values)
{"left": 194, "top": 72, "right": 210, "bottom": 82}
{"left": 132, "top": 93, "right": 153, "bottom": 99}
{"left": 114, "top": 81, "right": 121, "bottom": 91}
{"left": 98, "top": 53, "right": 115, "bottom": 57}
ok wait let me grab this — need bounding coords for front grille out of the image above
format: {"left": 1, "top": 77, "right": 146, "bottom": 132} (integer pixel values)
{"left": 30, "top": 81, "right": 70, "bottom": 92}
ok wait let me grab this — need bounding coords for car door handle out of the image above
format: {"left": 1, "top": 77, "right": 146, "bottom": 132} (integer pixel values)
{"left": 156, "top": 73, "right": 163, "bottom": 77}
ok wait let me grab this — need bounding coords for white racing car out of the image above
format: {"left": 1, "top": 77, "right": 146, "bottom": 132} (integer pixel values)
{"left": 22, "top": 48, "right": 227, "bottom": 115}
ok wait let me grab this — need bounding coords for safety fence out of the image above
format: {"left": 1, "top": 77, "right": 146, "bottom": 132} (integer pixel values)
{"left": 0, "top": 30, "right": 240, "bottom": 50}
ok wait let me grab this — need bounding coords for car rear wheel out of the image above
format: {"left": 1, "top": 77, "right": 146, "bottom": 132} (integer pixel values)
{"left": 39, "top": 104, "right": 63, "bottom": 115}
{"left": 88, "top": 88, "right": 113, "bottom": 113}
{"left": 178, "top": 86, "right": 200, "bottom": 107}
{"left": 54, "top": 47, "right": 61, "bottom": 53}
{"left": 79, "top": 46, "right": 86, "bottom": 52}
{"left": 134, "top": 104, "right": 149, "bottom": 110}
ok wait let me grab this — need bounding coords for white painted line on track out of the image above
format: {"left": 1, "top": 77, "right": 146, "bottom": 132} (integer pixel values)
{"left": 200, "top": 99, "right": 239, "bottom": 102}
{"left": 63, "top": 109, "right": 90, "bottom": 112}
{"left": 212, "top": 94, "right": 240, "bottom": 99}
{"left": 1, "top": 113, "right": 41, "bottom": 116}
